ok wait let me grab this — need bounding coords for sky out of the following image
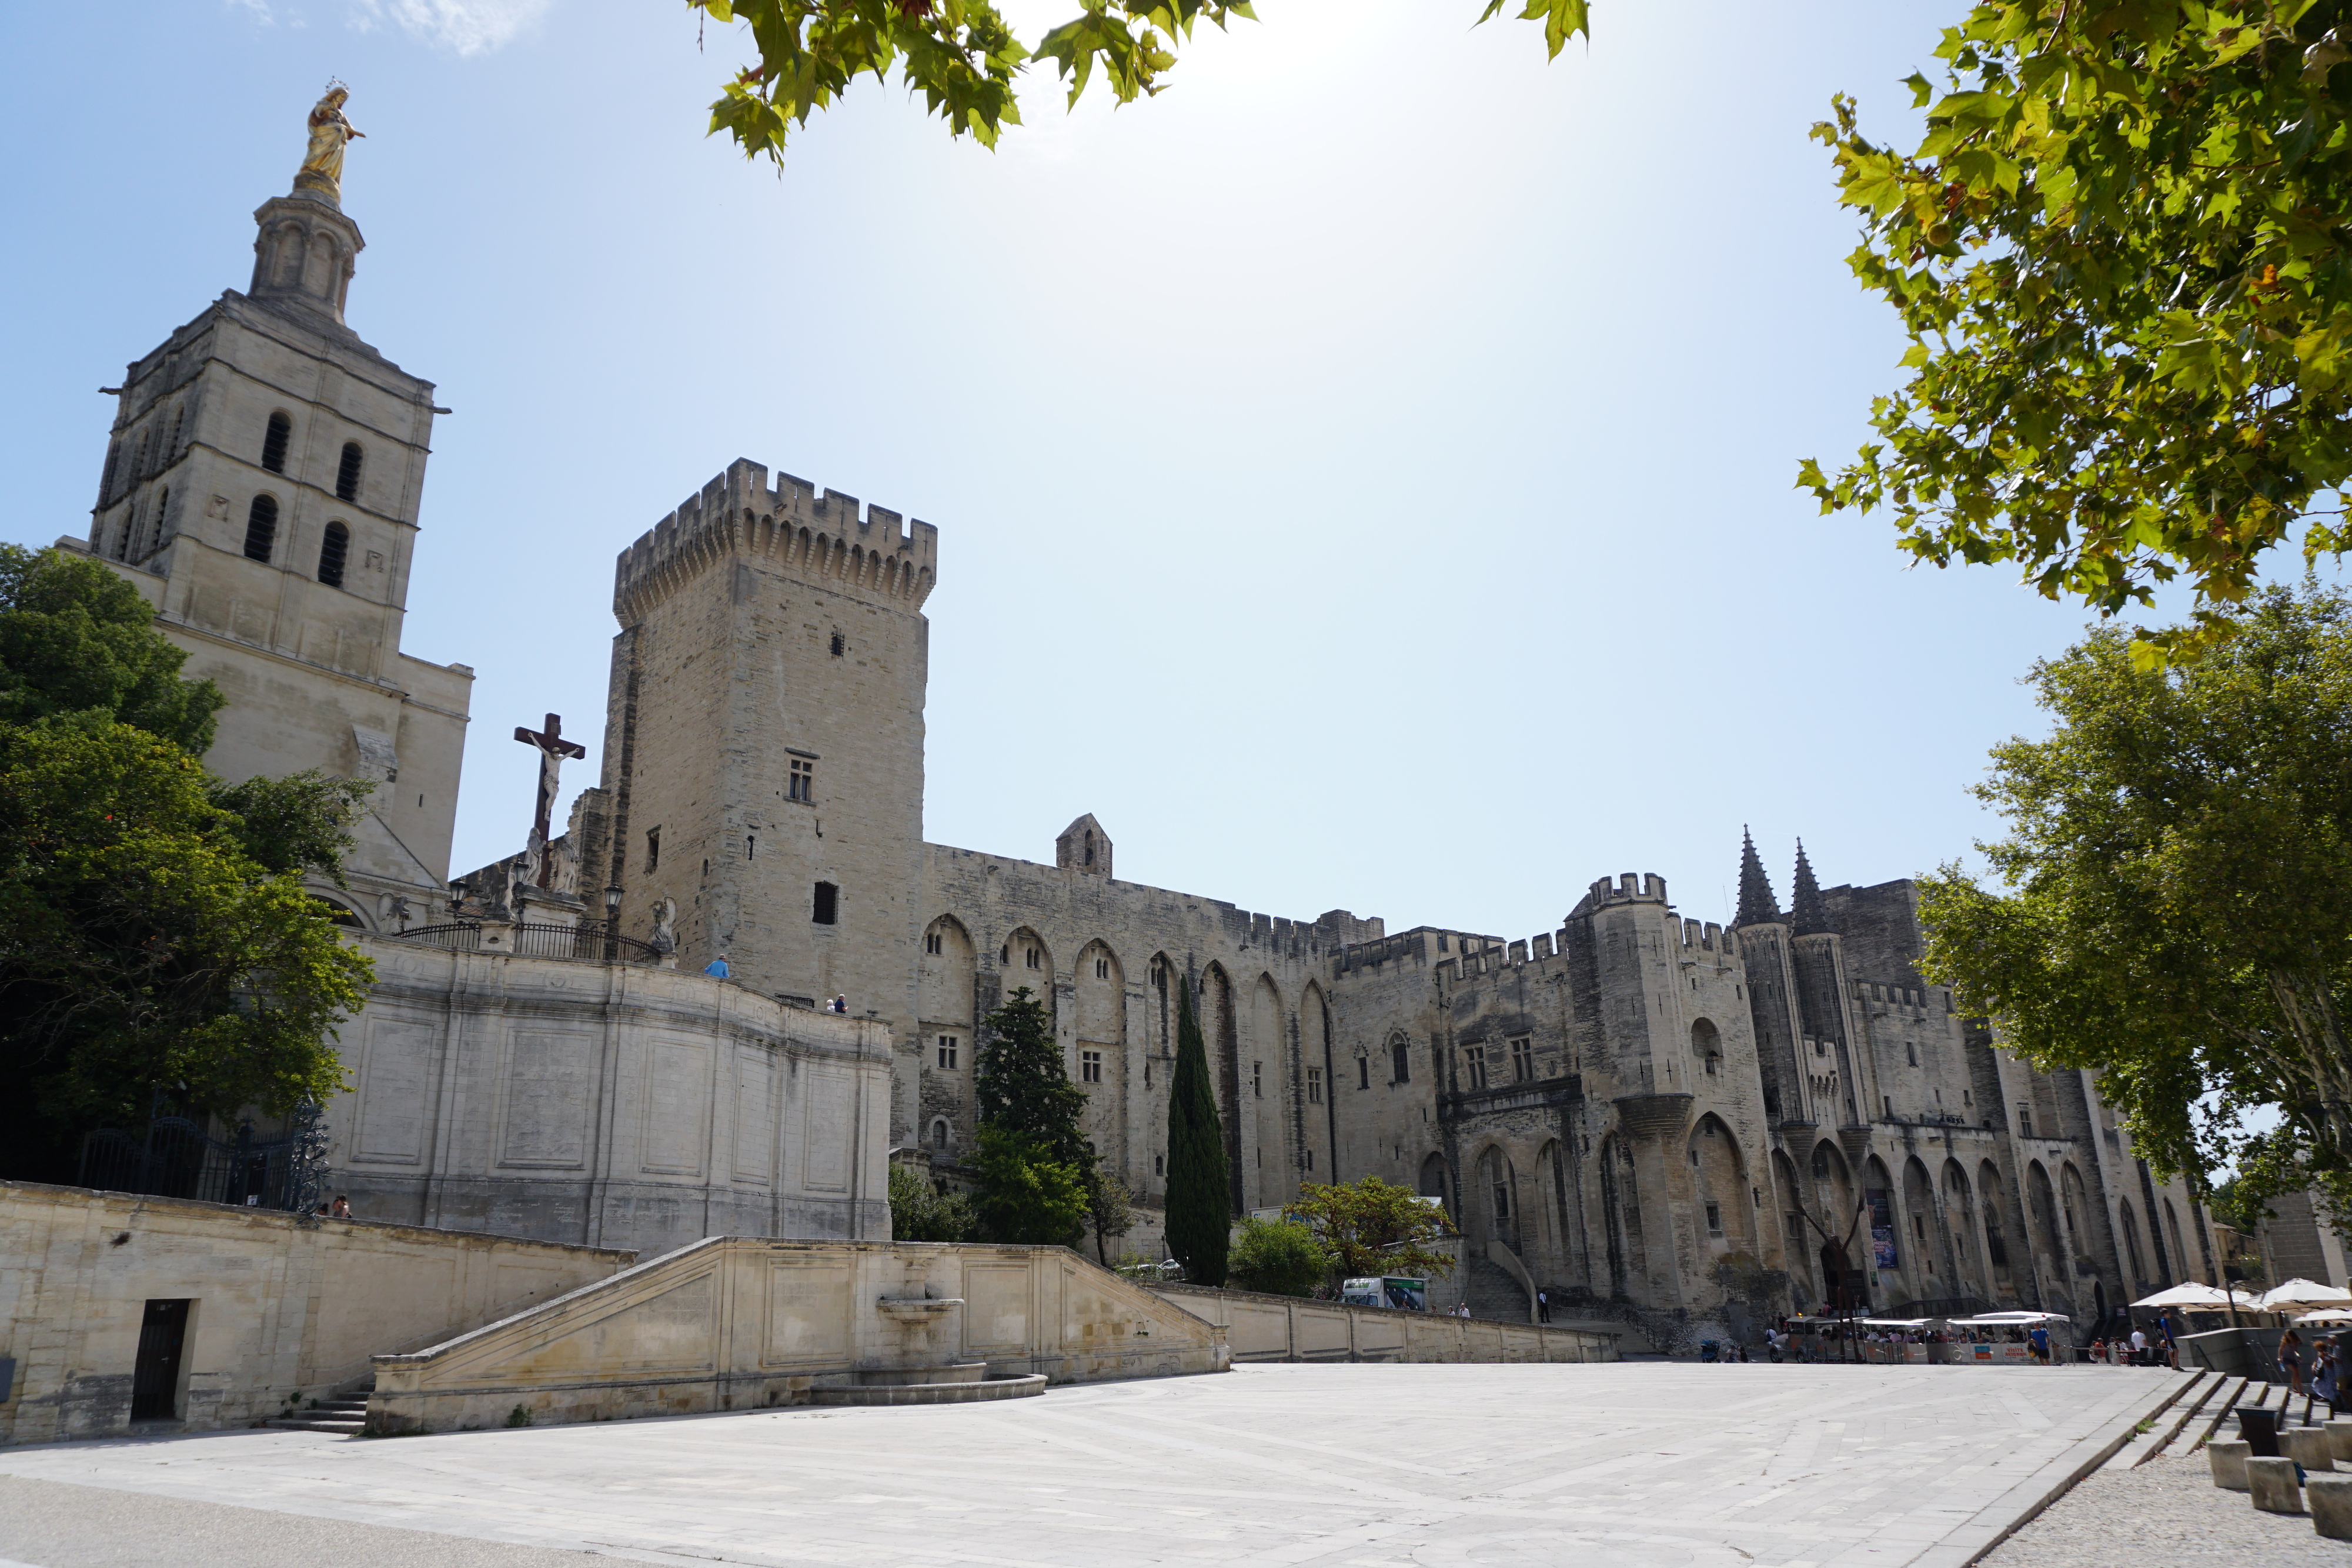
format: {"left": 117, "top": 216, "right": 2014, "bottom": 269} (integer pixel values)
{"left": 0, "top": 0, "right": 2300, "bottom": 945}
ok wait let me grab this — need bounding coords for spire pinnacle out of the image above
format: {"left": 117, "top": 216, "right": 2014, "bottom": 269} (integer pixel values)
{"left": 1790, "top": 838, "right": 1828, "bottom": 935}
{"left": 1733, "top": 826, "right": 1780, "bottom": 927}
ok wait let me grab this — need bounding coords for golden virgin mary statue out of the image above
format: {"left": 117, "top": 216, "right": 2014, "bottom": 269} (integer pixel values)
{"left": 293, "top": 84, "right": 365, "bottom": 203}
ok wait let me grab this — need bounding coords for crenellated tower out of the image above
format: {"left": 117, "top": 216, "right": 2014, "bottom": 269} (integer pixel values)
{"left": 598, "top": 457, "right": 937, "bottom": 1146}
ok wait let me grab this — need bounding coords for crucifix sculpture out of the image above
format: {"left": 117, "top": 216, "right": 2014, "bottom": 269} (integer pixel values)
{"left": 513, "top": 713, "right": 586, "bottom": 889}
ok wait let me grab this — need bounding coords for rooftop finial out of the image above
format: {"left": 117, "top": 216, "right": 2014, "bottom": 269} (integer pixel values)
{"left": 1733, "top": 825, "right": 1780, "bottom": 927}
{"left": 1790, "top": 837, "right": 1828, "bottom": 935}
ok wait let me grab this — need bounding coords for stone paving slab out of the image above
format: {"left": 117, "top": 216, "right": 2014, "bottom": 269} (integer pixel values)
{"left": 1983, "top": 1450, "right": 2352, "bottom": 1566}
{"left": 0, "top": 1364, "right": 2193, "bottom": 1568}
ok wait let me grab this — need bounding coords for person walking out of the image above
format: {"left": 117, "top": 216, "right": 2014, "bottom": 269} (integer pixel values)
{"left": 704, "top": 952, "right": 731, "bottom": 978}
{"left": 2281, "top": 1329, "right": 2308, "bottom": 1396}
{"left": 2027, "top": 1323, "right": 2050, "bottom": 1365}
{"left": 2156, "top": 1310, "right": 2177, "bottom": 1370}
{"left": 1536, "top": 1289, "right": 1551, "bottom": 1324}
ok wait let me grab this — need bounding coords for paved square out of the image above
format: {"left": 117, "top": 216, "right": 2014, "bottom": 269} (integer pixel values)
{"left": 0, "top": 1364, "right": 2187, "bottom": 1568}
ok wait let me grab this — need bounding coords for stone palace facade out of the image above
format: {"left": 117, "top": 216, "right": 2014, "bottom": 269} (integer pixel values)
{"left": 74, "top": 132, "right": 2216, "bottom": 1339}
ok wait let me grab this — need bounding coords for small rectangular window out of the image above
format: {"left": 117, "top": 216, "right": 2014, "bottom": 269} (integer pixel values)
{"left": 645, "top": 827, "right": 660, "bottom": 872}
{"left": 812, "top": 881, "right": 838, "bottom": 925}
{"left": 789, "top": 757, "right": 814, "bottom": 803}
{"left": 1706, "top": 1202, "right": 1722, "bottom": 1234}
{"left": 1509, "top": 1037, "right": 1534, "bottom": 1083}
{"left": 1094, "top": 957, "right": 1109, "bottom": 979}
{"left": 1307, "top": 1066, "right": 1322, "bottom": 1104}
{"left": 1464, "top": 1045, "right": 1488, "bottom": 1090}
{"left": 1081, "top": 1049, "right": 1102, "bottom": 1084}
{"left": 1025, "top": 947, "right": 1041, "bottom": 970}
{"left": 926, "top": 931, "right": 942, "bottom": 955}
{"left": 937, "top": 1035, "right": 958, "bottom": 1069}
{"left": 1252, "top": 1061, "right": 1262, "bottom": 1098}
{"left": 1305, "top": 1149, "right": 1314, "bottom": 1171}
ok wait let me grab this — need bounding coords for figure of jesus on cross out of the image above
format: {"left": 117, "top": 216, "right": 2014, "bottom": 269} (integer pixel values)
{"left": 513, "top": 713, "right": 586, "bottom": 890}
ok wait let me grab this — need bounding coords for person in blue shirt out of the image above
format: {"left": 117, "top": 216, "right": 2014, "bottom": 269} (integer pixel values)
{"left": 704, "top": 953, "right": 730, "bottom": 978}
{"left": 2027, "top": 1323, "right": 2051, "bottom": 1365}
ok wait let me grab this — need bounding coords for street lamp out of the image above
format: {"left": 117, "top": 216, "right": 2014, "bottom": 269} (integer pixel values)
{"left": 603, "top": 885, "right": 624, "bottom": 962}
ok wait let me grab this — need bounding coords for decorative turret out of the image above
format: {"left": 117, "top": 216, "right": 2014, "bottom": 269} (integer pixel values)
{"left": 1790, "top": 838, "right": 1829, "bottom": 935}
{"left": 1733, "top": 827, "right": 1780, "bottom": 927}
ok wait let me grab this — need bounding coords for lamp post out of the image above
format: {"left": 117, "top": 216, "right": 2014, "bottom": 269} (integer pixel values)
{"left": 603, "top": 885, "right": 623, "bottom": 963}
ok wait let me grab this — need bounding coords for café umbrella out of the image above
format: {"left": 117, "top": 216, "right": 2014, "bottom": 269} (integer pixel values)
{"left": 2261, "top": 1278, "right": 2352, "bottom": 1311}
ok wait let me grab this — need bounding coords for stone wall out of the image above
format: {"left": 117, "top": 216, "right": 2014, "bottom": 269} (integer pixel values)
{"left": 367, "top": 1238, "right": 1228, "bottom": 1434}
{"left": 1150, "top": 1283, "right": 1615, "bottom": 1365}
{"left": 330, "top": 934, "right": 894, "bottom": 1258}
{"left": 0, "top": 1181, "right": 633, "bottom": 1446}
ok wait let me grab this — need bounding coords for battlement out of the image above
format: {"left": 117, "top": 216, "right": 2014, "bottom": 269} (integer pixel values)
{"left": 1674, "top": 917, "right": 1730, "bottom": 954}
{"left": 612, "top": 457, "right": 939, "bottom": 626}
{"left": 1566, "top": 872, "right": 1669, "bottom": 921}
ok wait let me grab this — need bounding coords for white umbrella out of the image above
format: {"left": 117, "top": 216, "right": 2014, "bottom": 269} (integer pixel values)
{"left": 2132, "top": 1282, "right": 2234, "bottom": 1309}
{"left": 2294, "top": 1308, "right": 2352, "bottom": 1326}
{"left": 2261, "top": 1278, "right": 2352, "bottom": 1310}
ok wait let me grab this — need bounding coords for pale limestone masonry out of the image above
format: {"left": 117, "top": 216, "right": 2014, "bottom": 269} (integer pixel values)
{"left": 366, "top": 1237, "right": 1227, "bottom": 1433}
{"left": 580, "top": 458, "right": 2217, "bottom": 1346}
{"left": 325, "top": 935, "right": 893, "bottom": 1255}
{"left": 1151, "top": 1282, "right": 1614, "bottom": 1363}
{"left": 0, "top": 1180, "right": 632, "bottom": 1445}
{"left": 71, "top": 176, "right": 470, "bottom": 928}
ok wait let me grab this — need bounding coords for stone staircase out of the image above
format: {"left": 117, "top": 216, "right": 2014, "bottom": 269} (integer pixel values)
{"left": 810, "top": 1363, "right": 1045, "bottom": 1407}
{"left": 1464, "top": 1256, "right": 1531, "bottom": 1322}
{"left": 267, "top": 1378, "right": 372, "bottom": 1435}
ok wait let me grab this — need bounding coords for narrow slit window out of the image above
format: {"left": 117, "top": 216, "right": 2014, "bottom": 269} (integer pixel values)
{"left": 1357, "top": 1057, "right": 1369, "bottom": 1090}
{"left": 645, "top": 827, "right": 660, "bottom": 872}
{"left": 242, "top": 494, "right": 278, "bottom": 562}
{"left": 336, "top": 442, "right": 363, "bottom": 502}
{"left": 261, "top": 412, "right": 292, "bottom": 474}
{"left": 812, "top": 880, "right": 838, "bottom": 925}
{"left": 317, "top": 520, "right": 349, "bottom": 587}
{"left": 926, "top": 931, "right": 942, "bottom": 955}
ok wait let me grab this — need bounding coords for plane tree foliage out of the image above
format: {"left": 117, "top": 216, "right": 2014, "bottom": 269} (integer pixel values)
{"left": 1916, "top": 584, "right": 2352, "bottom": 1218}
{"left": 1802, "top": 1, "right": 2352, "bottom": 661}
{"left": 685, "top": 0, "right": 1590, "bottom": 164}
{"left": 0, "top": 547, "right": 373, "bottom": 1176}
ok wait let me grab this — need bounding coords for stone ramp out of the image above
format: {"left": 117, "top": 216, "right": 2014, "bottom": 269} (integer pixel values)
{"left": 366, "top": 1238, "right": 1227, "bottom": 1435}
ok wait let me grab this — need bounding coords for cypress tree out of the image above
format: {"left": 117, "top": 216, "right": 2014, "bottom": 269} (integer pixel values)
{"left": 1164, "top": 977, "right": 1230, "bottom": 1286}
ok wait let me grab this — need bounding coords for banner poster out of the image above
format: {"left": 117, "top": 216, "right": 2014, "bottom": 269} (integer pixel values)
{"left": 1865, "top": 1188, "right": 1899, "bottom": 1269}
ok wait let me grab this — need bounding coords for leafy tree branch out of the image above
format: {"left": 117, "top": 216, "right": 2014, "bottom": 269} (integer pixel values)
{"left": 686, "top": 0, "right": 1590, "bottom": 163}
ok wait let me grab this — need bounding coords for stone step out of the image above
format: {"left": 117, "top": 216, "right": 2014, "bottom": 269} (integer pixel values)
{"left": 266, "top": 1416, "right": 368, "bottom": 1434}
{"left": 2132, "top": 1369, "right": 2213, "bottom": 1466}
{"left": 810, "top": 1374, "right": 1047, "bottom": 1407}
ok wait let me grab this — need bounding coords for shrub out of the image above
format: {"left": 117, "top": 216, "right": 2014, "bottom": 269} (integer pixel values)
{"left": 1227, "top": 1216, "right": 1332, "bottom": 1298}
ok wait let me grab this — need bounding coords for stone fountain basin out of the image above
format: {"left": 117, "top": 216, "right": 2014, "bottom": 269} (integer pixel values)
{"left": 877, "top": 1296, "right": 963, "bottom": 1323}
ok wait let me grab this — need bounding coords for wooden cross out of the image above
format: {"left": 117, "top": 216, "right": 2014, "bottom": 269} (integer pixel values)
{"left": 513, "top": 713, "right": 586, "bottom": 888}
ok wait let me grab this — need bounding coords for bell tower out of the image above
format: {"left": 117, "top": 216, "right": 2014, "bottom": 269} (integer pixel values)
{"left": 76, "top": 88, "right": 473, "bottom": 927}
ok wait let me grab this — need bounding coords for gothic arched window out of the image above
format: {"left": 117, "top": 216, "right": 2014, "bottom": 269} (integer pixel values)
{"left": 336, "top": 442, "right": 363, "bottom": 502}
{"left": 318, "top": 520, "right": 349, "bottom": 588}
{"left": 262, "top": 412, "right": 292, "bottom": 474}
{"left": 243, "top": 494, "right": 279, "bottom": 563}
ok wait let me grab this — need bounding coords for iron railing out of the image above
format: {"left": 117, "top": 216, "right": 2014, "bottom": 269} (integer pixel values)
{"left": 78, "top": 1101, "right": 329, "bottom": 1215}
{"left": 389, "top": 921, "right": 661, "bottom": 964}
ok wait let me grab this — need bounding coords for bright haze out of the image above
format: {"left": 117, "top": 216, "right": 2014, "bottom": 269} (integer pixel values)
{"left": 0, "top": 0, "right": 2269, "bottom": 942}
